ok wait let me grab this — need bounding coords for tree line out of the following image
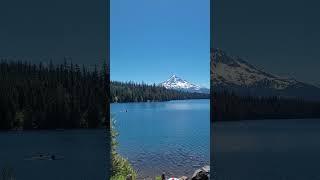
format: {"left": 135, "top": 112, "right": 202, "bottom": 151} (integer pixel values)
{"left": 212, "top": 90, "right": 320, "bottom": 122}
{"left": 110, "top": 81, "right": 209, "bottom": 103}
{"left": 0, "top": 59, "right": 209, "bottom": 130}
{"left": 0, "top": 59, "right": 108, "bottom": 130}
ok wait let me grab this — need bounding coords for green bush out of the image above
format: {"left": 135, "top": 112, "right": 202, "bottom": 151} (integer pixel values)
{"left": 110, "top": 116, "right": 137, "bottom": 180}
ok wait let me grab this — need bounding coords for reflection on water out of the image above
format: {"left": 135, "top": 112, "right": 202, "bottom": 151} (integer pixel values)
{"left": 164, "top": 100, "right": 210, "bottom": 111}
{"left": 213, "top": 119, "right": 320, "bottom": 180}
{"left": 111, "top": 99, "right": 210, "bottom": 178}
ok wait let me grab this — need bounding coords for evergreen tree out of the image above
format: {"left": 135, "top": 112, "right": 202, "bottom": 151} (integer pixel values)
{"left": 0, "top": 59, "right": 108, "bottom": 130}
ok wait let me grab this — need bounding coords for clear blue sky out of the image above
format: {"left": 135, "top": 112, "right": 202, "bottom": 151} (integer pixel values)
{"left": 111, "top": 0, "right": 210, "bottom": 88}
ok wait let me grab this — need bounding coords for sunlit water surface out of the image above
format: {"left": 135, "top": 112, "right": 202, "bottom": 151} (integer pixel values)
{"left": 111, "top": 99, "right": 210, "bottom": 178}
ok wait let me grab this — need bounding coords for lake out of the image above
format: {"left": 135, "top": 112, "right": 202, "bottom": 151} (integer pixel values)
{"left": 0, "top": 129, "right": 108, "bottom": 180}
{"left": 111, "top": 99, "right": 210, "bottom": 178}
{"left": 212, "top": 119, "right": 320, "bottom": 180}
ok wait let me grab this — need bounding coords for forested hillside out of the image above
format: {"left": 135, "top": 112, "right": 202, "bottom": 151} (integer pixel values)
{"left": 0, "top": 60, "right": 108, "bottom": 130}
{"left": 212, "top": 90, "right": 320, "bottom": 122}
{"left": 0, "top": 59, "right": 209, "bottom": 130}
{"left": 110, "top": 81, "right": 209, "bottom": 103}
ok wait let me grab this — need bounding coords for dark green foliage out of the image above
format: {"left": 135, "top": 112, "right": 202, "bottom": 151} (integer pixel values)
{"left": 111, "top": 81, "right": 209, "bottom": 103}
{"left": 111, "top": 117, "right": 137, "bottom": 180}
{"left": 212, "top": 90, "right": 320, "bottom": 121}
{"left": 0, "top": 59, "right": 108, "bottom": 130}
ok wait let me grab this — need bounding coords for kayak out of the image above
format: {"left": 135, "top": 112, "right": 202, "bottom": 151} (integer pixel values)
{"left": 24, "top": 154, "right": 64, "bottom": 161}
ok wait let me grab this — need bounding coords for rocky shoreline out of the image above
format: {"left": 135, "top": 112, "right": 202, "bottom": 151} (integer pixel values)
{"left": 126, "top": 165, "right": 210, "bottom": 180}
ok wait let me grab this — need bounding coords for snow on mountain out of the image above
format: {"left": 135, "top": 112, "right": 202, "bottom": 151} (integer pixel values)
{"left": 159, "top": 75, "right": 209, "bottom": 94}
{"left": 212, "top": 48, "right": 304, "bottom": 89}
{"left": 161, "top": 75, "right": 200, "bottom": 89}
{"left": 211, "top": 48, "right": 320, "bottom": 100}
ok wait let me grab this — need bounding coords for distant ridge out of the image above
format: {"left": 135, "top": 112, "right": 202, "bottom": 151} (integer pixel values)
{"left": 110, "top": 81, "right": 209, "bottom": 103}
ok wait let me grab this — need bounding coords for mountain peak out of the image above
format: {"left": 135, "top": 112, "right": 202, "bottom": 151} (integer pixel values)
{"left": 168, "top": 74, "right": 179, "bottom": 80}
{"left": 212, "top": 49, "right": 296, "bottom": 89}
{"left": 160, "top": 75, "right": 209, "bottom": 94}
{"left": 212, "top": 48, "right": 320, "bottom": 100}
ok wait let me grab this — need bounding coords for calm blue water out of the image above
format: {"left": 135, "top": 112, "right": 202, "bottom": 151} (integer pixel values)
{"left": 213, "top": 119, "right": 320, "bottom": 180}
{"left": 111, "top": 99, "right": 210, "bottom": 178}
{"left": 0, "top": 129, "right": 108, "bottom": 180}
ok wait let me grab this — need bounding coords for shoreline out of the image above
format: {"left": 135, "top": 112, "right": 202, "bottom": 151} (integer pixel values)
{"left": 133, "top": 165, "right": 210, "bottom": 180}
{"left": 213, "top": 117, "right": 320, "bottom": 123}
{"left": 111, "top": 98, "right": 210, "bottom": 104}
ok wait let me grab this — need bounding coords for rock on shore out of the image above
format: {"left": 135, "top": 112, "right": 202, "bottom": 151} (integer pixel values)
{"left": 177, "top": 165, "right": 210, "bottom": 180}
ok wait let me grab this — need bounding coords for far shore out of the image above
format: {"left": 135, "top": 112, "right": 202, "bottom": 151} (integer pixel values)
{"left": 111, "top": 98, "right": 210, "bottom": 104}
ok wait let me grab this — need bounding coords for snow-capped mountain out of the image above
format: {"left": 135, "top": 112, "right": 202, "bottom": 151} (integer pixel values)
{"left": 160, "top": 75, "right": 209, "bottom": 94}
{"left": 211, "top": 48, "right": 320, "bottom": 100}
